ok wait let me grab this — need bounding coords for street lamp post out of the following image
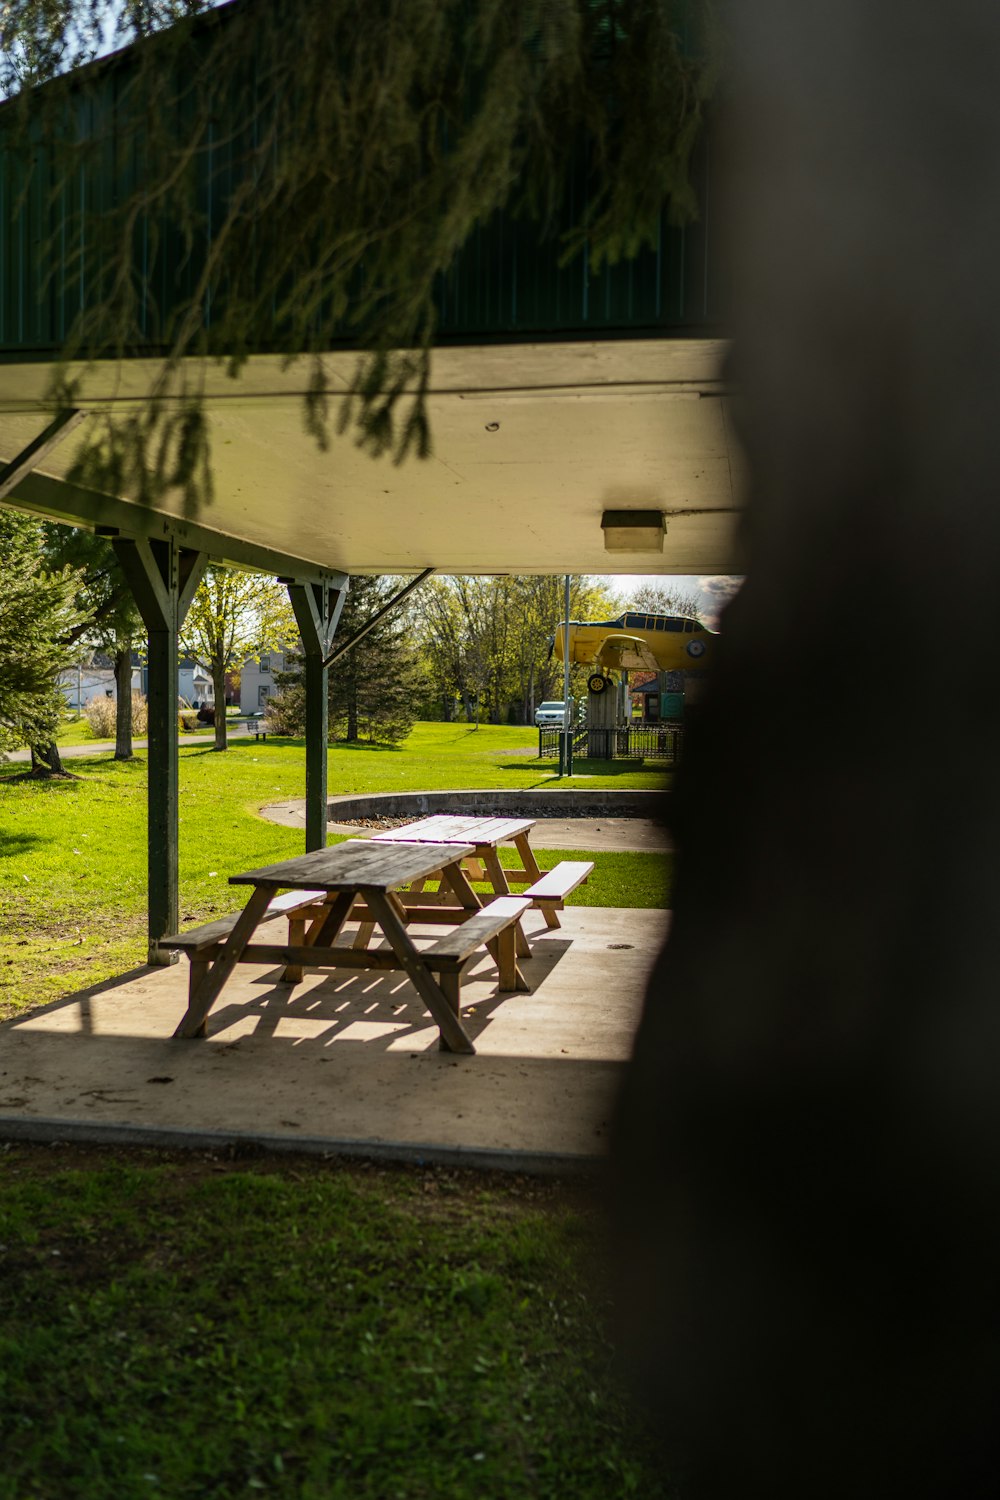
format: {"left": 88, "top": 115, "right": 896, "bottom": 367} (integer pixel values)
{"left": 560, "top": 574, "right": 573, "bottom": 777}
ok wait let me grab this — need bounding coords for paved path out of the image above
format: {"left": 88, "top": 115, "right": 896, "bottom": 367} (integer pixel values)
{"left": 4, "top": 731, "right": 260, "bottom": 763}
{"left": 261, "top": 799, "right": 673, "bottom": 853}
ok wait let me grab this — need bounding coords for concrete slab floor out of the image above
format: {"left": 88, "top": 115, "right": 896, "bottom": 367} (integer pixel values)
{"left": 0, "top": 907, "right": 668, "bottom": 1172}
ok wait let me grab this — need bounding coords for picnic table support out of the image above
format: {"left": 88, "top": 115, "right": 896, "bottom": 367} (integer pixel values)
{"left": 287, "top": 580, "right": 347, "bottom": 852}
{"left": 363, "top": 890, "right": 475, "bottom": 1054}
{"left": 113, "top": 536, "right": 207, "bottom": 963}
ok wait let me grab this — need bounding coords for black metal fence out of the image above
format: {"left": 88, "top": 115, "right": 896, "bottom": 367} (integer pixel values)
{"left": 538, "top": 722, "right": 684, "bottom": 763}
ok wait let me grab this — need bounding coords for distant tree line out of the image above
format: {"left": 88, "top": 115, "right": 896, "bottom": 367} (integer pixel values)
{"left": 0, "top": 522, "right": 707, "bottom": 761}
{"left": 265, "top": 573, "right": 704, "bottom": 744}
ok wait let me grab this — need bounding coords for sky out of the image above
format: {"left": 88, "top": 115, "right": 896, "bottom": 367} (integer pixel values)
{"left": 599, "top": 574, "right": 743, "bottom": 628}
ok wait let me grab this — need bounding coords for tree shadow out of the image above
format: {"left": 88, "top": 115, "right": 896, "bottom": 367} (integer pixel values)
{"left": 0, "top": 831, "right": 47, "bottom": 856}
{"left": 0, "top": 768, "right": 80, "bottom": 787}
{"left": 494, "top": 758, "right": 670, "bottom": 778}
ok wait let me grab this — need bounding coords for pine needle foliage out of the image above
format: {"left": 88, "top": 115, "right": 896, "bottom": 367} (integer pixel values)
{"left": 0, "top": 511, "right": 87, "bottom": 755}
{"left": 0, "top": 0, "right": 718, "bottom": 512}
{"left": 268, "top": 575, "right": 422, "bottom": 744}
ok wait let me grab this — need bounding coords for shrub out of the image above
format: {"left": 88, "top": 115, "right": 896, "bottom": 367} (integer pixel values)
{"left": 92, "top": 693, "right": 146, "bottom": 738}
{"left": 83, "top": 692, "right": 149, "bottom": 738}
{"left": 83, "top": 696, "right": 115, "bottom": 737}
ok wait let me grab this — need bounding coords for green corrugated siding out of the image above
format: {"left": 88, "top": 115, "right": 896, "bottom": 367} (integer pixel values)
{"left": 0, "top": 16, "right": 720, "bottom": 359}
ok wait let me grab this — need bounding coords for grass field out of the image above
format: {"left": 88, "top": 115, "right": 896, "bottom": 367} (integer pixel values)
{"left": 0, "top": 723, "right": 670, "bottom": 1019}
{"left": 0, "top": 1144, "right": 669, "bottom": 1500}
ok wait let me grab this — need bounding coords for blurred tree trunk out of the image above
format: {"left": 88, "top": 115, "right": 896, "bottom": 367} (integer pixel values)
{"left": 114, "top": 646, "right": 134, "bottom": 760}
{"left": 211, "top": 657, "right": 228, "bottom": 751}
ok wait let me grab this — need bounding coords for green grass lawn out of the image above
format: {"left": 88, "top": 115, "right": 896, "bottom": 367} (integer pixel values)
{"left": 54, "top": 717, "right": 102, "bottom": 746}
{"left": 0, "top": 1144, "right": 668, "bottom": 1500}
{"left": 0, "top": 724, "right": 670, "bottom": 1019}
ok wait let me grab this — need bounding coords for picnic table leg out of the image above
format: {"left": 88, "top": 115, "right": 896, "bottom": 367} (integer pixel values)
{"left": 440, "top": 861, "right": 529, "bottom": 992}
{"left": 439, "top": 861, "right": 483, "bottom": 914}
{"left": 174, "top": 885, "right": 274, "bottom": 1039}
{"left": 363, "top": 890, "right": 474, "bottom": 1055}
{"left": 308, "top": 891, "right": 359, "bottom": 948}
{"left": 282, "top": 913, "right": 308, "bottom": 984}
{"left": 439, "top": 969, "right": 462, "bottom": 1022}
{"left": 352, "top": 919, "right": 377, "bottom": 950}
{"left": 480, "top": 848, "right": 532, "bottom": 958}
{"left": 512, "top": 832, "right": 543, "bottom": 883}
{"left": 496, "top": 926, "right": 522, "bottom": 992}
{"left": 281, "top": 894, "right": 355, "bottom": 980}
{"left": 186, "top": 956, "right": 211, "bottom": 1036}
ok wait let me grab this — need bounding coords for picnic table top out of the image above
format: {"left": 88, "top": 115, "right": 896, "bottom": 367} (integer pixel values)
{"left": 230, "top": 839, "right": 476, "bottom": 893}
{"left": 370, "top": 814, "right": 536, "bottom": 846}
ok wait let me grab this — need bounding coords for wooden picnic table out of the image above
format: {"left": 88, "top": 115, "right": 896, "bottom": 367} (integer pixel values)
{"left": 372, "top": 814, "right": 539, "bottom": 908}
{"left": 166, "top": 839, "right": 531, "bottom": 1054}
{"left": 370, "top": 813, "right": 593, "bottom": 932}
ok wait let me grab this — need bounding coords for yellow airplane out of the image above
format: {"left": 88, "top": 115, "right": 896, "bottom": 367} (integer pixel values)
{"left": 552, "top": 611, "right": 715, "bottom": 676}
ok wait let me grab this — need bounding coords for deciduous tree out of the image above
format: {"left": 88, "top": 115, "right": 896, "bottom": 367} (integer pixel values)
{"left": 415, "top": 574, "right": 618, "bottom": 724}
{"left": 179, "top": 568, "right": 295, "bottom": 750}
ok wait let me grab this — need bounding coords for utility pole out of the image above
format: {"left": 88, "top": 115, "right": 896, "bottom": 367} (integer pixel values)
{"left": 560, "top": 574, "right": 573, "bottom": 776}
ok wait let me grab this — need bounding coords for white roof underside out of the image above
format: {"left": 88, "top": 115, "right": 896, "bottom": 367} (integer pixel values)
{"left": 0, "top": 338, "right": 744, "bottom": 577}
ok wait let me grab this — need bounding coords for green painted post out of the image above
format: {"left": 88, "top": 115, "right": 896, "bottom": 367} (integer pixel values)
{"left": 288, "top": 581, "right": 347, "bottom": 852}
{"left": 114, "top": 536, "right": 206, "bottom": 963}
{"left": 303, "top": 649, "right": 329, "bottom": 851}
{"left": 146, "top": 600, "right": 178, "bottom": 953}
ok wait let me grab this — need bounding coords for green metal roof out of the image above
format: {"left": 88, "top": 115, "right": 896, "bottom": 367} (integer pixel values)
{"left": 0, "top": 1, "right": 721, "bottom": 359}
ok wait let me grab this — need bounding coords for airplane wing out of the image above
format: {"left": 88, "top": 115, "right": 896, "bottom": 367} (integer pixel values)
{"left": 593, "top": 633, "right": 660, "bottom": 672}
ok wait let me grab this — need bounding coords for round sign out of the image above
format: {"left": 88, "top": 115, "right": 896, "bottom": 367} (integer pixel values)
{"left": 588, "top": 673, "right": 608, "bottom": 693}
{"left": 686, "top": 640, "right": 706, "bottom": 658}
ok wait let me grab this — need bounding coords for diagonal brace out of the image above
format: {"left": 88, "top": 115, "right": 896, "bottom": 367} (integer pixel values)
{"left": 323, "top": 567, "right": 434, "bottom": 669}
{"left": 0, "top": 409, "right": 86, "bottom": 504}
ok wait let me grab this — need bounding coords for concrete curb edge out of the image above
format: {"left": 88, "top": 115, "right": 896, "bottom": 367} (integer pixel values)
{"left": 0, "top": 1115, "right": 606, "bottom": 1178}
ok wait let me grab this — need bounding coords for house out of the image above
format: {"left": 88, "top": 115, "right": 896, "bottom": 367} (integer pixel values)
{"left": 240, "top": 649, "right": 294, "bottom": 714}
{"left": 58, "top": 652, "right": 116, "bottom": 709}
{"left": 178, "top": 657, "right": 214, "bottom": 707}
{"left": 68, "top": 651, "right": 213, "bottom": 708}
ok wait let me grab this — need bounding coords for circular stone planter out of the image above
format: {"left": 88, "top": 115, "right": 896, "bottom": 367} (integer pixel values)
{"left": 327, "top": 788, "right": 671, "bottom": 821}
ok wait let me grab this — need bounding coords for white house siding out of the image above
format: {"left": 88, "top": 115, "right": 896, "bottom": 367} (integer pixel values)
{"left": 178, "top": 661, "right": 214, "bottom": 706}
{"left": 240, "top": 650, "right": 290, "bottom": 714}
{"left": 58, "top": 666, "right": 116, "bottom": 709}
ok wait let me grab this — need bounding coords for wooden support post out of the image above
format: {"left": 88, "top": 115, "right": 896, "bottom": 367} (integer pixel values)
{"left": 114, "top": 537, "right": 207, "bottom": 963}
{"left": 287, "top": 580, "right": 347, "bottom": 852}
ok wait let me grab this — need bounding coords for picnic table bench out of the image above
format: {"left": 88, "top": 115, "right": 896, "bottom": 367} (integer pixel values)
{"left": 370, "top": 814, "right": 594, "bottom": 931}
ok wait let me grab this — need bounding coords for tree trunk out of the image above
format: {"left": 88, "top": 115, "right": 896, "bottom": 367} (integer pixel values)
{"left": 114, "top": 646, "right": 134, "bottom": 760}
{"left": 29, "top": 741, "right": 66, "bottom": 776}
{"left": 212, "top": 657, "right": 228, "bottom": 750}
{"left": 346, "top": 684, "right": 358, "bottom": 742}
